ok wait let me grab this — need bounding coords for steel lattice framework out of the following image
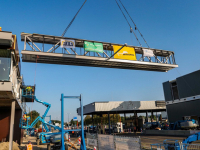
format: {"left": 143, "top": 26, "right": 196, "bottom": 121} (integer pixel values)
{"left": 21, "top": 33, "right": 178, "bottom": 72}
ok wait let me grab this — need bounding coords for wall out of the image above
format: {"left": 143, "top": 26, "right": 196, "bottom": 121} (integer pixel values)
{"left": 176, "top": 70, "right": 200, "bottom": 99}
{"left": 166, "top": 99, "right": 200, "bottom": 122}
{"left": 0, "top": 107, "right": 22, "bottom": 144}
{"left": 163, "top": 81, "right": 173, "bottom": 102}
{"left": 163, "top": 70, "right": 200, "bottom": 123}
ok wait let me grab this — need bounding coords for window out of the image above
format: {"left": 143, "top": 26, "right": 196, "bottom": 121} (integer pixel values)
{"left": 0, "top": 49, "right": 11, "bottom": 81}
{"left": 171, "top": 81, "right": 179, "bottom": 100}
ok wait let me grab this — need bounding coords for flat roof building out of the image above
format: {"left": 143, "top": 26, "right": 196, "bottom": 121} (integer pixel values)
{"left": 77, "top": 100, "right": 166, "bottom": 134}
{"left": 77, "top": 101, "right": 166, "bottom": 115}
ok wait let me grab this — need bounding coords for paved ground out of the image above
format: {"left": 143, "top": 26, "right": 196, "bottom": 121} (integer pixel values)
{"left": 20, "top": 132, "right": 200, "bottom": 150}
{"left": 116, "top": 132, "right": 188, "bottom": 149}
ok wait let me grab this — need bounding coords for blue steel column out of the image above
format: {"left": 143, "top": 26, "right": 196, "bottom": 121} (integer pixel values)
{"left": 80, "top": 94, "right": 86, "bottom": 150}
{"left": 61, "top": 93, "right": 64, "bottom": 150}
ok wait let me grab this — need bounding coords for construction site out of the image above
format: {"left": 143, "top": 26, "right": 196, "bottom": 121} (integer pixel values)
{"left": 0, "top": 0, "right": 200, "bottom": 150}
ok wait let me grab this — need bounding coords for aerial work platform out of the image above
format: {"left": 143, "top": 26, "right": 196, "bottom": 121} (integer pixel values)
{"left": 21, "top": 33, "right": 178, "bottom": 72}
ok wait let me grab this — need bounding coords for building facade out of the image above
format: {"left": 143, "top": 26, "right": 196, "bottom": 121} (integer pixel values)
{"left": 0, "top": 31, "right": 23, "bottom": 146}
{"left": 163, "top": 70, "right": 200, "bottom": 123}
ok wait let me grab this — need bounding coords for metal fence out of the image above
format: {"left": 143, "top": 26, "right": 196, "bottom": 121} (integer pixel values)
{"left": 115, "top": 136, "right": 141, "bottom": 150}
{"left": 86, "top": 133, "right": 141, "bottom": 150}
{"left": 98, "top": 134, "right": 115, "bottom": 150}
{"left": 86, "top": 133, "right": 98, "bottom": 149}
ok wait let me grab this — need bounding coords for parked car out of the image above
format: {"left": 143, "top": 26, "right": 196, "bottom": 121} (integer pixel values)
{"left": 143, "top": 122, "right": 161, "bottom": 130}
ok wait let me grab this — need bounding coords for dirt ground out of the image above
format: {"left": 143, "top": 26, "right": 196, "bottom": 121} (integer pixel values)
{"left": 20, "top": 136, "right": 82, "bottom": 150}
{"left": 0, "top": 142, "right": 20, "bottom": 150}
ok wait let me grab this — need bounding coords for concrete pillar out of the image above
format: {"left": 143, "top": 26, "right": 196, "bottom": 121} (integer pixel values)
{"left": 156, "top": 112, "right": 158, "bottom": 122}
{"left": 134, "top": 111, "right": 138, "bottom": 128}
{"left": 146, "top": 111, "right": 148, "bottom": 122}
{"left": 124, "top": 113, "right": 126, "bottom": 130}
{"left": 113, "top": 114, "right": 114, "bottom": 133}
{"left": 134, "top": 111, "right": 137, "bottom": 117}
{"left": 9, "top": 101, "right": 15, "bottom": 150}
{"left": 108, "top": 113, "right": 111, "bottom": 134}
{"left": 92, "top": 114, "right": 94, "bottom": 132}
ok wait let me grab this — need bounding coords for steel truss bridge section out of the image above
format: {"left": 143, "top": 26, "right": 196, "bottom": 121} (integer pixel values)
{"left": 21, "top": 33, "right": 178, "bottom": 72}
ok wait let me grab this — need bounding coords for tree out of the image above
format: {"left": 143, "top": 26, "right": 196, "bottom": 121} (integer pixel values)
{"left": 84, "top": 115, "right": 92, "bottom": 125}
{"left": 70, "top": 119, "right": 75, "bottom": 126}
{"left": 27, "top": 110, "right": 40, "bottom": 128}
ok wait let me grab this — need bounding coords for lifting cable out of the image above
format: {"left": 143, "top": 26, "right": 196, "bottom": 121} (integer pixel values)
{"left": 30, "top": 55, "right": 39, "bottom": 123}
{"left": 61, "top": 0, "right": 87, "bottom": 37}
{"left": 115, "top": 0, "right": 142, "bottom": 47}
{"left": 118, "top": 0, "right": 150, "bottom": 48}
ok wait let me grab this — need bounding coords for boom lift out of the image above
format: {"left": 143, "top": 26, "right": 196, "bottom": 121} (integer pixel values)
{"left": 19, "top": 86, "right": 80, "bottom": 150}
{"left": 152, "top": 132, "right": 200, "bottom": 149}
{"left": 20, "top": 85, "right": 51, "bottom": 133}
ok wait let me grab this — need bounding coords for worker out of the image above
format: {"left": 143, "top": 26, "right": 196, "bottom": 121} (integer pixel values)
{"left": 26, "top": 86, "right": 32, "bottom": 94}
{"left": 26, "top": 141, "right": 32, "bottom": 150}
{"left": 0, "top": 27, "right": 2, "bottom": 31}
{"left": 134, "top": 126, "right": 137, "bottom": 135}
{"left": 23, "top": 112, "right": 27, "bottom": 121}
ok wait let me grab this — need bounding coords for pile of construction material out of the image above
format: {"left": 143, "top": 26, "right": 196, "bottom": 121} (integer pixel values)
{"left": 0, "top": 141, "right": 20, "bottom": 150}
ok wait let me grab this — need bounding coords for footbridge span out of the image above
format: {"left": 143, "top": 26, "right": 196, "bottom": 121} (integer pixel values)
{"left": 21, "top": 33, "right": 178, "bottom": 72}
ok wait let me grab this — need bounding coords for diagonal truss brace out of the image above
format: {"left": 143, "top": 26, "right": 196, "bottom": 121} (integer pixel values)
{"left": 26, "top": 36, "right": 41, "bottom": 52}
{"left": 106, "top": 43, "right": 127, "bottom": 61}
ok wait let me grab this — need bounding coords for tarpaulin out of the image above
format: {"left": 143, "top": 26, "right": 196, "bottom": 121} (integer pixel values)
{"left": 84, "top": 41, "right": 103, "bottom": 53}
{"left": 60, "top": 39, "right": 75, "bottom": 48}
{"left": 143, "top": 48, "right": 154, "bottom": 57}
{"left": 113, "top": 45, "right": 137, "bottom": 60}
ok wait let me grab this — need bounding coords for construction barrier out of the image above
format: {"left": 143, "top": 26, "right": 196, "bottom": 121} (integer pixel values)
{"left": 86, "top": 133, "right": 141, "bottom": 150}
{"left": 115, "top": 136, "right": 141, "bottom": 150}
{"left": 98, "top": 134, "right": 115, "bottom": 150}
{"left": 77, "top": 137, "right": 81, "bottom": 146}
{"left": 65, "top": 135, "right": 80, "bottom": 150}
{"left": 86, "top": 133, "right": 98, "bottom": 149}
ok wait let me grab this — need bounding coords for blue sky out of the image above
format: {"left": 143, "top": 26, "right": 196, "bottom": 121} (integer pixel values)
{"left": 1, "top": 0, "right": 200, "bottom": 121}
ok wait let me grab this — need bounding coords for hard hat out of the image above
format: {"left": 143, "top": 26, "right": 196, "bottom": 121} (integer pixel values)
{"left": 28, "top": 141, "right": 31, "bottom": 144}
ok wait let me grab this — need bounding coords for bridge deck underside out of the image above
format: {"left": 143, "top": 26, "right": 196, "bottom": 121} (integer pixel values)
{"left": 21, "top": 51, "right": 178, "bottom": 72}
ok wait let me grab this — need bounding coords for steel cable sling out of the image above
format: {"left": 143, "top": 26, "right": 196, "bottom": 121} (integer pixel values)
{"left": 115, "top": 0, "right": 142, "bottom": 47}
{"left": 118, "top": 0, "right": 150, "bottom": 48}
{"left": 62, "top": 0, "right": 87, "bottom": 37}
{"left": 52, "top": 0, "right": 87, "bottom": 51}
